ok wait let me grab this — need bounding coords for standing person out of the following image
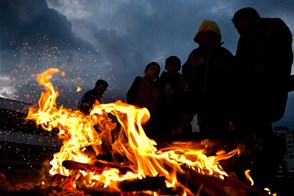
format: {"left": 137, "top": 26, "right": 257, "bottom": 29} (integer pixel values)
{"left": 182, "top": 19, "right": 235, "bottom": 138}
{"left": 78, "top": 79, "right": 109, "bottom": 115}
{"left": 126, "top": 62, "right": 161, "bottom": 139}
{"left": 157, "top": 56, "right": 192, "bottom": 138}
{"left": 232, "top": 7, "right": 293, "bottom": 187}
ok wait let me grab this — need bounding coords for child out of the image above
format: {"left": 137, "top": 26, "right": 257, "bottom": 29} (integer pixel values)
{"left": 126, "top": 62, "right": 161, "bottom": 138}
{"left": 156, "top": 56, "right": 183, "bottom": 137}
{"left": 182, "top": 19, "right": 234, "bottom": 136}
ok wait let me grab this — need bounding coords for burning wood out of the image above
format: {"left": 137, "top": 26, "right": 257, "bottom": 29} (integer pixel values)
{"left": 62, "top": 160, "right": 167, "bottom": 192}
{"left": 177, "top": 167, "right": 269, "bottom": 196}
{"left": 62, "top": 160, "right": 133, "bottom": 174}
{"left": 60, "top": 160, "right": 270, "bottom": 195}
{"left": 58, "top": 155, "right": 270, "bottom": 195}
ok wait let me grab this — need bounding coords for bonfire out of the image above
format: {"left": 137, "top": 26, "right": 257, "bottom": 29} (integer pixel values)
{"left": 1, "top": 68, "right": 273, "bottom": 196}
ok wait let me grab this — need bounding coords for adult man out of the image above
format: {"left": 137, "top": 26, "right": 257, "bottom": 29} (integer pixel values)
{"left": 232, "top": 7, "right": 293, "bottom": 187}
{"left": 78, "top": 79, "right": 108, "bottom": 115}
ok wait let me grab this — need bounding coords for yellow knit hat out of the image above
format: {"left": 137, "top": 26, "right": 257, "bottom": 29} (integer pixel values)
{"left": 194, "top": 20, "right": 222, "bottom": 44}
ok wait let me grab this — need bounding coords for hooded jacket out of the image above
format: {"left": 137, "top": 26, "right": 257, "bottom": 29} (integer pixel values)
{"left": 194, "top": 19, "right": 222, "bottom": 44}
{"left": 182, "top": 20, "right": 235, "bottom": 134}
{"left": 183, "top": 20, "right": 234, "bottom": 97}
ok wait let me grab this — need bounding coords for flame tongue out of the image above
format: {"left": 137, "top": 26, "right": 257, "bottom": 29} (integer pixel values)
{"left": 26, "top": 68, "right": 239, "bottom": 193}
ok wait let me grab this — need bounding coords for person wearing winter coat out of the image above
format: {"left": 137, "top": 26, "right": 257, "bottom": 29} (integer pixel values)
{"left": 233, "top": 7, "right": 293, "bottom": 131}
{"left": 156, "top": 55, "right": 194, "bottom": 138}
{"left": 126, "top": 62, "right": 161, "bottom": 139}
{"left": 182, "top": 19, "right": 235, "bottom": 137}
{"left": 232, "top": 7, "right": 293, "bottom": 188}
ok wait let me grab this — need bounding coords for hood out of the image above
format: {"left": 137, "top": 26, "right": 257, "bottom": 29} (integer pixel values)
{"left": 194, "top": 20, "right": 222, "bottom": 44}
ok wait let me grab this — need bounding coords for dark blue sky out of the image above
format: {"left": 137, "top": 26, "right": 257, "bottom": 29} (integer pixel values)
{"left": 0, "top": 0, "right": 293, "bottom": 128}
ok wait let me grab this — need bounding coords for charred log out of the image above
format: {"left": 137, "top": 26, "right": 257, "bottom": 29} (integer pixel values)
{"left": 62, "top": 160, "right": 104, "bottom": 173}
{"left": 62, "top": 160, "right": 133, "bottom": 174}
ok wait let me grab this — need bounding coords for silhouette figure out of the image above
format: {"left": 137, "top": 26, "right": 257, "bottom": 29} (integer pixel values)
{"left": 78, "top": 79, "right": 108, "bottom": 115}
{"left": 182, "top": 19, "right": 235, "bottom": 137}
{"left": 154, "top": 55, "right": 194, "bottom": 139}
{"left": 232, "top": 7, "right": 293, "bottom": 188}
{"left": 126, "top": 62, "right": 161, "bottom": 138}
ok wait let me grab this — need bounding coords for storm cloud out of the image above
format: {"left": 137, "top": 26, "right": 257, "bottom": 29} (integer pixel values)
{"left": 0, "top": 0, "right": 293, "bottom": 127}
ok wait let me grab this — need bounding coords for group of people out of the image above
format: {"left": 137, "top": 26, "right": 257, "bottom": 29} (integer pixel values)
{"left": 78, "top": 7, "right": 293, "bottom": 188}
{"left": 126, "top": 56, "right": 195, "bottom": 139}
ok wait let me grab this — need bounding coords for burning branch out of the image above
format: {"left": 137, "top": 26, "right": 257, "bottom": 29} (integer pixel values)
{"left": 62, "top": 160, "right": 133, "bottom": 174}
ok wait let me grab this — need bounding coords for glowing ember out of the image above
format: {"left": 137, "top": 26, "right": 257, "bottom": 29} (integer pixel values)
{"left": 26, "top": 68, "right": 241, "bottom": 194}
{"left": 76, "top": 86, "right": 82, "bottom": 92}
{"left": 245, "top": 169, "right": 254, "bottom": 186}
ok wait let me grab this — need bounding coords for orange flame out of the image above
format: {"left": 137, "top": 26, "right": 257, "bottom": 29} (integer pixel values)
{"left": 245, "top": 169, "right": 254, "bottom": 186}
{"left": 26, "top": 68, "right": 240, "bottom": 194}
